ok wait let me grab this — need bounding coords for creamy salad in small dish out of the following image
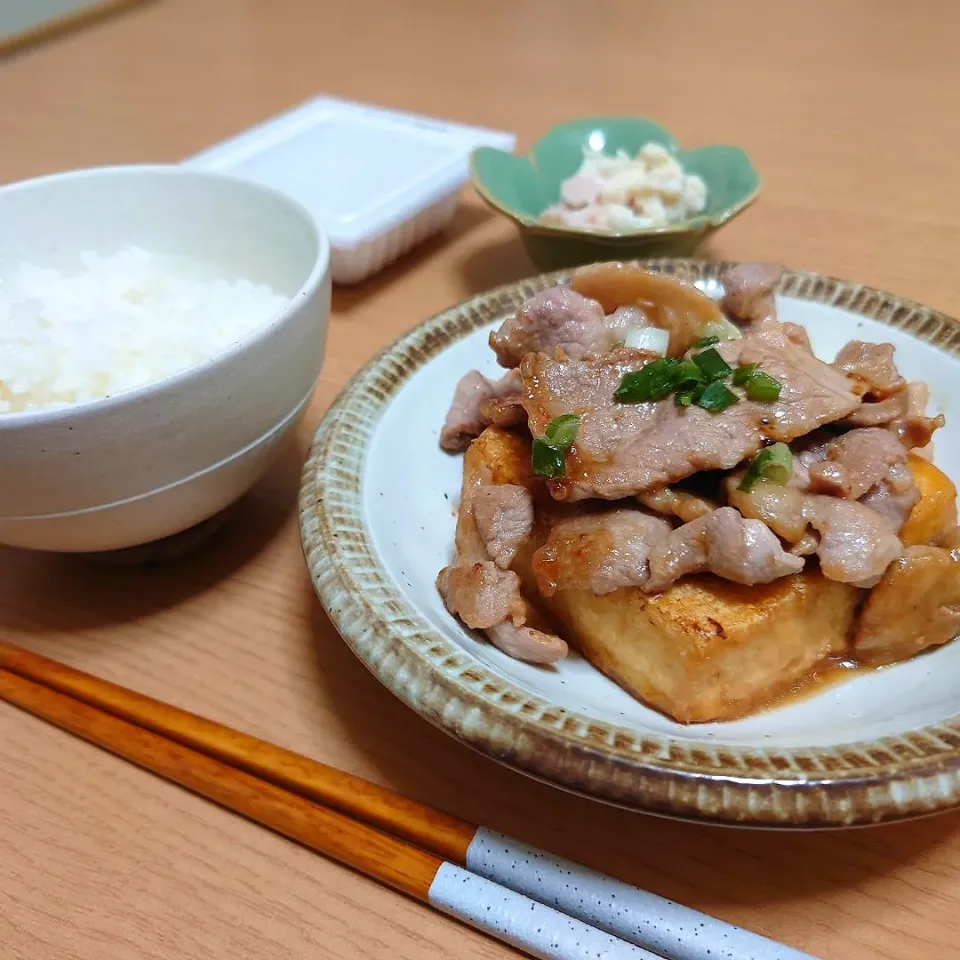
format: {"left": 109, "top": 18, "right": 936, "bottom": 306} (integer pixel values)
{"left": 539, "top": 144, "right": 708, "bottom": 233}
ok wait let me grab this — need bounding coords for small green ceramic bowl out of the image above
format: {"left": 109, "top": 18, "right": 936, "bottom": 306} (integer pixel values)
{"left": 470, "top": 117, "right": 760, "bottom": 271}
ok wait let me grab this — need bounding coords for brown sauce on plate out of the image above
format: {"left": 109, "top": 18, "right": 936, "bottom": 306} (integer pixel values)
{"left": 764, "top": 656, "right": 874, "bottom": 713}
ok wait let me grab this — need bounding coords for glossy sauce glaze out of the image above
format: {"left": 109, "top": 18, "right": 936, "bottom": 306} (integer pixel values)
{"left": 767, "top": 655, "right": 872, "bottom": 712}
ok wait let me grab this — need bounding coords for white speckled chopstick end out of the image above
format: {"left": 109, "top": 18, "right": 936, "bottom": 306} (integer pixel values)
{"left": 428, "top": 862, "right": 661, "bottom": 960}
{"left": 465, "top": 829, "right": 818, "bottom": 960}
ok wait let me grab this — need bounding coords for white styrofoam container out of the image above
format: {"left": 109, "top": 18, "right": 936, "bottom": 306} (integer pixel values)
{"left": 186, "top": 96, "right": 515, "bottom": 284}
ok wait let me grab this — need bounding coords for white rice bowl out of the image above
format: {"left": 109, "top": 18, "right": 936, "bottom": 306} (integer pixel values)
{"left": 0, "top": 246, "right": 288, "bottom": 414}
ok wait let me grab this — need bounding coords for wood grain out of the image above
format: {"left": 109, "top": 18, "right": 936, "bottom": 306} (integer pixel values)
{"left": 2, "top": 1, "right": 960, "bottom": 958}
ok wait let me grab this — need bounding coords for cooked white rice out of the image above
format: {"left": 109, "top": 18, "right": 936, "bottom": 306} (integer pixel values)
{"left": 0, "top": 246, "right": 288, "bottom": 414}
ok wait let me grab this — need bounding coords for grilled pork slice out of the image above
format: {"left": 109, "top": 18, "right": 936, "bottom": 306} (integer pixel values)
{"left": 833, "top": 340, "right": 905, "bottom": 399}
{"left": 531, "top": 502, "right": 806, "bottom": 599}
{"left": 833, "top": 341, "right": 944, "bottom": 455}
{"left": 437, "top": 429, "right": 566, "bottom": 664}
{"left": 521, "top": 331, "right": 861, "bottom": 502}
{"left": 644, "top": 507, "right": 804, "bottom": 591}
{"left": 719, "top": 262, "right": 818, "bottom": 352}
{"left": 440, "top": 368, "right": 524, "bottom": 452}
{"left": 636, "top": 484, "right": 718, "bottom": 523}
{"left": 807, "top": 427, "right": 909, "bottom": 500}
{"left": 859, "top": 464, "right": 920, "bottom": 532}
{"left": 855, "top": 546, "right": 960, "bottom": 666}
{"left": 721, "top": 262, "right": 783, "bottom": 327}
{"left": 531, "top": 509, "right": 673, "bottom": 597}
{"left": 729, "top": 451, "right": 956, "bottom": 589}
{"left": 727, "top": 477, "right": 902, "bottom": 588}
{"left": 488, "top": 285, "right": 615, "bottom": 368}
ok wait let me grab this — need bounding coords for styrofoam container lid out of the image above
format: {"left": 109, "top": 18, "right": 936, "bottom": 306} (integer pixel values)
{"left": 186, "top": 96, "right": 514, "bottom": 279}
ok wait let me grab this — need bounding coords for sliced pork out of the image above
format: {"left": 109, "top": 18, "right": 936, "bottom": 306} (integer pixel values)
{"left": 645, "top": 507, "right": 804, "bottom": 592}
{"left": 839, "top": 377, "right": 943, "bottom": 452}
{"left": 767, "top": 320, "right": 814, "bottom": 354}
{"left": 860, "top": 463, "right": 921, "bottom": 531}
{"left": 437, "top": 562, "right": 525, "bottom": 629}
{"left": 721, "top": 262, "right": 783, "bottom": 327}
{"left": 480, "top": 396, "right": 526, "bottom": 428}
{"left": 473, "top": 483, "right": 534, "bottom": 569}
{"left": 803, "top": 496, "right": 902, "bottom": 587}
{"left": 488, "top": 286, "right": 614, "bottom": 368}
{"left": 894, "top": 380, "right": 944, "bottom": 458}
{"left": 636, "top": 485, "right": 718, "bottom": 523}
{"left": 532, "top": 509, "right": 672, "bottom": 597}
{"left": 841, "top": 391, "right": 907, "bottom": 428}
{"left": 725, "top": 477, "right": 811, "bottom": 543}
{"left": 891, "top": 410, "right": 945, "bottom": 451}
{"left": 808, "top": 427, "right": 908, "bottom": 500}
{"left": 521, "top": 332, "right": 860, "bottom": 502}
{"left": 855, "top": 546, "right": 960, "bottom": 665}
{"left": 440, "top": 368, "right": 523, "bottom": 452}
{"left": 485, "top": 621, "right": 570, "bottom": 663}
{"left": 727, "top": 475, "right": 904, "bottom": 587}
{"left": 833, "top": 340, "right": 905, "bottom": 399}
{"left": 438, "top": 451, "right": 566, "bottom": 663}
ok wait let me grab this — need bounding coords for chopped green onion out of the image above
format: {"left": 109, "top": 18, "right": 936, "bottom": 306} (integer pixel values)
{"left": 532, "top": 414, "right": 581, "bottom": 478}
{"left": 544, "top": 413, "right": 580, "bottom": 448}
{"left": 737, "top": 442, "right": 793, "bottom": 492}
{"left": 532, "top": 438, "right": 568, "bottom": 478}
{"left": 731, "top": 362, "right": 758, "bottom": 386}
{"left": 675, "top": 390, "right": 695, "bottom": 408}
{"left": 646, "top": 359, "right": 681, "bottom": 401}
{"left": 614, "top": 358, "right": 678, "bottom": 404}
{"left": 745, "top": 370, "right": 782, "bottom": 402}
{"left": 691, "top": 347, "right": 733, "bottom": 381}
{"left": 613, "top": 370, "right": 652, "bottom": 404}
{"left": 697, "top": 380, "right": 739, "bottom": 413}
{"left": 691, "top": 335, "right": 720, "bottom": 349}
{"left": 672, "top": 359, "right": 705, "bottom": 391}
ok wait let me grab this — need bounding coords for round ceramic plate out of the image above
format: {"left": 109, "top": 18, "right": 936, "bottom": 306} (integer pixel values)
{"left": 300, "top": 260, "right": 960, "bottom": 828}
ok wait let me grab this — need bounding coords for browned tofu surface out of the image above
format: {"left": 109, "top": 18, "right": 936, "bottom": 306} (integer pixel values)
{"left": 855, "top": 545, "right": 960, "bottom": 666}
{"left": 542, "top": 572, "right": 861, "bottom": 723}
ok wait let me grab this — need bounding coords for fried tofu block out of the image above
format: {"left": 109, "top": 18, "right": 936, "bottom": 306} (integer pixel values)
{"left": 541, "top": 573, "right": 861, "bottom": 723}
{"left": 855, "top": 546, "right": 960, "bottom": 666}
{"left": 901, "top": 454, "right": 958, "bottom": 547}
{"left": 464, "top": 425, "right": 534, "bottom": 490}
{"left": 465, "top": 427, "right": 862, "bottom": 724}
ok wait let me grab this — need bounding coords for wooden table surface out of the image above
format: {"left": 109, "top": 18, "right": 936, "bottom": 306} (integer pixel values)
{"left": 2, "top": 1, "right": 959, "bottom": 958}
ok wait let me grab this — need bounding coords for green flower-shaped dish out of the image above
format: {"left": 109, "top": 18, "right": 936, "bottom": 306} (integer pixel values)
{"left": 470, "top": 117, "right": 760, "bottom": 271}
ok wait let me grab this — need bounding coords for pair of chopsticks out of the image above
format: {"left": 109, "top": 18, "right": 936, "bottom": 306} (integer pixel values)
{"left": 0, "top": 642, "right": 813, "bottom": 960}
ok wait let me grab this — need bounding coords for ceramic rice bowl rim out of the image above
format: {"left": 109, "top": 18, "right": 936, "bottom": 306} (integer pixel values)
{"left": 300, "top": 259, "right": 960, "bottom": 828}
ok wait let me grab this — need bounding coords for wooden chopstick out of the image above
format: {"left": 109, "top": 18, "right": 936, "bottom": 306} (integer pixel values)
{"left": 0, "top": 643, "right": 812, "bottom": 960}
{"left": 0, "top": 640, "right": 474, "bottom": 860}
{"left": 0, "top": 666, "right": 442, "bottom": 896}
{"left": 0, "top": 656, "right": 657, "bottom": 960}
